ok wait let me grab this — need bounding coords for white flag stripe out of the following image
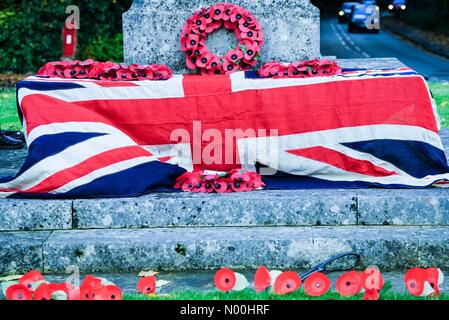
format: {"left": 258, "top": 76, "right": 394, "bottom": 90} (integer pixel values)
{"left": 239, "top": 124, "right": 444, "bottom": 152}
{"left": 263, "top": 150, "right": 449, "bottom": 187}
{"left": 17, "top": 75, "right": 185, "bottom": 105}
{"left": 27, "top": 121, "right": 135, "bottom": 146}
{"left": 230, "top": 71, "right": 424, "bottom": 93}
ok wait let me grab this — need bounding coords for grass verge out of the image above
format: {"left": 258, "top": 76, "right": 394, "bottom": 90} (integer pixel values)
{"left": 0, "top": 87, "right": 20, "bottom": 130}
{"left": 122, "top": 287, "right": 449, "bottom": 300}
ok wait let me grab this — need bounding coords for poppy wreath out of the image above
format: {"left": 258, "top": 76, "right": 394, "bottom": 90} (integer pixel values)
{"left": 258, "top": 59, "right": 342, "bottom": 79}
{"left": 37, "top": 59, "right": 173, "bottom": 81}
{"left": 180, "top": 3, "right": 263, "bottom": 75}
{"left": 174, "top": 169, "right": 265, "bottom": 193}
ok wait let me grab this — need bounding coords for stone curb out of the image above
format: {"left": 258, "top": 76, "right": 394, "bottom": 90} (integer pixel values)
{"left": 2, "top": 226, "right": 449, "bottom": 274}
{"left": 1, "top": 189, "right": 449, "bottom": 231}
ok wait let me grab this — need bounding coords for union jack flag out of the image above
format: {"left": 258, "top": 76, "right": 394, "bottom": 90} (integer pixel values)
{"left": 1, "top": 67, "right": 448, "bottom": 198}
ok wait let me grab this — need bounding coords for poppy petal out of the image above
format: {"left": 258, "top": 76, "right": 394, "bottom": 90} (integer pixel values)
{"left": 254, "top": 266, "right": 271, "bottom": 292}
{"left": 233, "top": 273, "right": 249, "bottom": 291}
{"left": 19, "top": 270, "right": 45, "bottom": 290}
{"left": 269, "top": 270, "right": 282, "bottom": 287}
{"left": 33, "top": 283, "right": 52, "bottom": 300}
{"left": 214, "top": 268, "right": 236, "bottom": 292}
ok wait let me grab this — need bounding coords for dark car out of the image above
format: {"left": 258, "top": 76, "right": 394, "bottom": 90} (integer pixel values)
{"left": 338, "top": 2, "right": 359, "bottom": 23}
{"left": 387, "top": 0, "right": 407, "bottom": 13}
{"left": 348, "top": 4, "right": 380, "bottom": 33}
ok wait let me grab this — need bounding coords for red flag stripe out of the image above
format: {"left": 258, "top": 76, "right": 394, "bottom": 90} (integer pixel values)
{"left": 287, "top": 146, "right": 398, "bottom": 177}
{"left": 21, "top": 146, "right": 152, "bottom": 193}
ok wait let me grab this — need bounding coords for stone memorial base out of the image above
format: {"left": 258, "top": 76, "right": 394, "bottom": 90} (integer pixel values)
{"left": 123, "top": 0, "right": 320, "bottom": 73}
{"left": 1, "top": 58, "right": 449, "bottom": 275}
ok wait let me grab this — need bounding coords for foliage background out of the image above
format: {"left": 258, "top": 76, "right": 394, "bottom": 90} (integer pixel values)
{"left": 0, "top": 0, "right": 132, "bottom": 74}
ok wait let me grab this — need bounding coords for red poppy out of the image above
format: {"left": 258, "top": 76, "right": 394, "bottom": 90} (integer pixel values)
{"left": 211, "top": 4, "right": 225, "bottom": 20}
{"left": 33, "top": 283, "right": 52, "bottom": 300}
{"left": 231, "top": 180, "right": 249, "bottom": 192}
{"left": 19, "top": 270, "right": 45, "bottom": 290}
{"left": 336, "top": 271, "right": 362, "bottom": 296}
{"left": 224, "top": 20, "right": 237, "bottom": 30}
{"left": 6, "top": 284, "right": 32, "bottom": 300}
{"left": 213, "top": 177, "right": 231, "bottom": 193}
{"left": 222, "top": 5, "right": 233, "bottom": 21}
{"left": 230, "top": 7, "right": 246, "bottom": 23}
{"left": 197, "top": 53, "right": 213, "bottom": 68}
{"left": 425, "top": 268, "right": 444, "bottom": 295}
{"left": 242, "top": 43, "right": 259, "bottom": 61}
{"left": 214, "top": 268, "right": 236, "bottom": 292}
{"left": 223, "top": 59, "right": 240, "bottom": 74}
{"left": 206, "top": 55, "right": 222, "bottom": 73}
{"left": 303, "top": 272, "right": 331, "bottom": 297}
{"left": 106, "top": 284, "right": 123, "bottom": 300}
{"left": 205, "top": 20, "right": 222, "bottom": 34}
{"left": 254, "top": 266, "right": 271, "bottom": 292}
{"left": 273, "top": 271, "right": 301, "bottom": 295}
{"left": 137, "top": 276, "right": 157, "bottom": 295}
{"left": 404, "top": 268, "right": 435, "bottom": 297}
{"left": 80, "top": 275, "right": 104, "bottom": 300}
{"left": 186, "top": 34, "right": 201, "bottom": 50}
{"left": 226, "top": 49, "right": 243, "bottom": 64}
{"left": 362, "top": 289, "right": 380, "bottom": 300}
{"left": 192, "top": 16, "right": 207, "bottom": 32}
{"left": 241, "top": 30, "right": 258, "bottom": 41}
{"left": 361, "top": 266, "right": 384, "bottom": 291}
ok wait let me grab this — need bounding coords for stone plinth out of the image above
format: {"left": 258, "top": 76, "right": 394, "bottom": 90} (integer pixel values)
{"left": 123, "top": 0, "right": 320, "bottom": 73}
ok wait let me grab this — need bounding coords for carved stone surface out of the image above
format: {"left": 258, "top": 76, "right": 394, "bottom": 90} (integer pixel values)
{"left": 123, "top": 0, "right": 321, "bottom": 72}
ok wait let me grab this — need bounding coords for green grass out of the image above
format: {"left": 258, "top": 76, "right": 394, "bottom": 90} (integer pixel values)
{"left": 1, "top": 82, "right": 448, "bottom": 130}
{"left": 430, "top": 82, "right": 449, "bottom": 128}
{"left": 122, "top": 286, "right": 449, "bottom": 301}
{"left": 0, "top": 87, "right": 21, "bottom": 130}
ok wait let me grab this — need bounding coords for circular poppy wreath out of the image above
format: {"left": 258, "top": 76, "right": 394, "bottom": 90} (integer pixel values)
{"left": 180, "top": 3, "right": 264, "bottom": 75}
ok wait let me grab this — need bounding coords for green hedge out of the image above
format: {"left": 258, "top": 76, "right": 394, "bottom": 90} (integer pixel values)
{"left": 0, "top": 0, "right": 132, "bottom": 73}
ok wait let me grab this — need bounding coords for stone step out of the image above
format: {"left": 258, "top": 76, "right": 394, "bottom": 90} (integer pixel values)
{"left": 1, "top": 189, "right": 449, "bottom": 231}
{"left": 2, "top": 226, "right": 449, "bottom": 274}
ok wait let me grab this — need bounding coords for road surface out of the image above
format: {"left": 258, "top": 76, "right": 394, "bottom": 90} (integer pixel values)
{"left": 320, "top": 17, "right": 449, "bottom": 81}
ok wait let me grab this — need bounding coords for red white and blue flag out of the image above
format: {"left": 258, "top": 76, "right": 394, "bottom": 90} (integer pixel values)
{"left": 1, "top": 67, "right": 448, "bottom": 198}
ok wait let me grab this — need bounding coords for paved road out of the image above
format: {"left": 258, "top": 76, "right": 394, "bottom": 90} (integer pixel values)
{"left": 320, "top": 17, "right": 449, "bottom": 81}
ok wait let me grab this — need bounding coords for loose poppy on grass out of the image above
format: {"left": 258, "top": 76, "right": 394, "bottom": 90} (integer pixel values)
{"left": 214, "top": 268, "right": 237, "bottom": 292}
{"left": 19, "top": 270, "right": 45, "bottom": 290}
{"left": 273, "top": 271, "right": 302, "bottom": 296}
{"left": 254, "top": 266, "right": 271, "bottom": 292}
{"left": 303, "top": 272, "right": 331, "bottom": 297}
{"left": 6, "top": 284, "right": 32, "bottom": 300}
{"left": 137, "top": 275, "right": 157, "bottom": 295}
{"left": 405, "top": 268, "right": 435, "bottom": 297}
{"left": 336, "top": 271, "right": 362, "bottom": 297}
